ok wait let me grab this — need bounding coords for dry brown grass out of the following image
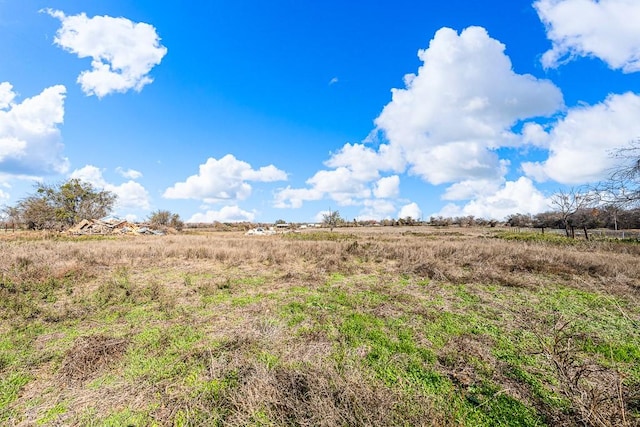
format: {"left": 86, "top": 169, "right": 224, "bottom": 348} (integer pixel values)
{"left": 1, "top": 226, "right": 639, "bottom": 426}
{"left": 59, "top": 335, "right": 129, "bottom": 384}
{"left": 3, "top": 228, "right": 639, "bottom": 296}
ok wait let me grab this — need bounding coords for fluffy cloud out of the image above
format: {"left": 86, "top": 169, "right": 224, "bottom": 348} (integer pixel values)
{"left": 164, "top": 154, "right": 287, "bottom": 203}
{"left": 0, "top": 82, "right": 15, "bottom": 109}
{"left": 522, "top": 92, "right": 640, "bottom": 184}
{"left": 535, "top": 0, "right": 640, "bottom": 72}
{"left": 274, "top": 142, "right": 405, "bottom": 209}
{"left": 274, "top": 187, "right": 323, "bottom": 209}
{"left": 70, "top": 165, "right": 151, "bottom": 211}
{"left": 442, "top": 179, "right": 503, "bottom": 201}
{"left": 116, "top": 167, "right": 143, "bottom": 180}
{"left": 0, "top": 186, "right": 9, "bottom": 202}
{"left": 0, "top": 83, "right": 69, "bottom": 176}
{"left": 325, "top": 143, "right": 404, "bottom": 181}
{"left": 373, "top": 175, "right": 400, "bottom": 199}
{"left": 354, "top": 199, "right": 397, "bottom": 221}
{"left": 274, "top": 26, "right": 563, "bottom": 214}
{"left": 45, "top": 9, "right": 167, "bottom": 97}
{"left": 306, "top": 168, "right": 372, "bottom": 205}
{"left": 274, "top": 168, "right": 400, "bottom": 209}
{"left": 375, "top": 26, "right": 563, "bottom": 184}
{"left": 187, "top": 205, "right": 256, "bottom": 223}
{"left": 398, "top": 202, "right": 422, "bottom": 220}
{"left": 437, "top": 177, "right": 550, "bottom": 220}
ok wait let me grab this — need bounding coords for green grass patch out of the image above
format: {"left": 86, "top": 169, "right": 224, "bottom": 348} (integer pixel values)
{"left": 492, "top": 230, "right": 578, "bottom": 244}
{"left": 36, "top": 401, "right": 67, "bottom": 425}
{"left": 95, "top": 407, "right": 158, "bottom": 427}
{"left": 124, "top": 325, "right": 204, "bottom": 382}
{"left": 282, "top": 231, "right": 355, "bottom": 241}
{"left": 0, "top": 372, "right": 31, "bottom": 419}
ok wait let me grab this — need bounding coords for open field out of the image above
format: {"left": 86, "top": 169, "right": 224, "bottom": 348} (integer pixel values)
{"left": 1, "top": 227, "right": 639, "bottom": 426}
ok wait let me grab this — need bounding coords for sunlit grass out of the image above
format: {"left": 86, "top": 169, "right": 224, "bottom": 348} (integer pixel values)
{"left": 1, "top": 227, "right": 639, "bottom": 425}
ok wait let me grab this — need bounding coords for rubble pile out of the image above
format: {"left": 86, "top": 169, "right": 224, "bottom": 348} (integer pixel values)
{"left": 68, "top": 218, "right": 165, "bottom": 236}
{"left": 245, "top": 227, "right": 276, "bottom": 236}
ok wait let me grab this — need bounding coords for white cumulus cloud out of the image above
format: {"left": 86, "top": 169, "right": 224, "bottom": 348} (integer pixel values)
{"left": 355, "top": 199, "right": 397, "bottom": 221}
{"left": 374, "top": 26, "right": 563, "bottom": 185}
{"left": 45, "top": 9, "right": 167, "bottom": 97}
{"left": 436, "top": 177, "right": 551, "bottom": 220}
{"left": 274, "top": 143, "right": 404, "bottom": 208}
{"left": 522, "top": 92, "right": 640, "bottom": 184}
{"left": 273, "top": 26, "right": 563, "bottom": 213}
{"left": 70, "top": 165, "right": 151, "bottom": 211}
{"left": 442, "top": 179, "right": 503, "bottom": 201}
{"left": 116, "top": 167, "right": 143, "bottom": 180}
{"left": 274, "top": 187, "right": 323, "bottom": 209}
{"left": 373, "top": 175, "right": 400, "bottom": 199}
{"left": 0, "top": 83, "right": 69, "bottom": 176}
{"left": 163, "top": 154, "right": 287, "bottom": 203}
{"left": 535, "top": 0, "right": 640, "bottom": 72}
{"left": 398, "top": 202, "right": 422, "bottom": 220}
{"left": 326, "top": 143, "right": 404, "bottom": 181}
{"left": 187, "top": 205, "right": 256, "bottom": 223}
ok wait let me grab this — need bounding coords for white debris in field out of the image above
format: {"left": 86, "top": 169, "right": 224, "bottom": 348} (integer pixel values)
{"left": 245, "top": 227, "right": 276, "bottom": 236}
{"left": 67, "top": 217, "right": 166, "bottom": 235}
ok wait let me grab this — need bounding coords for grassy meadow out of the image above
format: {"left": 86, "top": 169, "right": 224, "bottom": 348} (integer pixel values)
{"left": 0, "top": 227, "right": 639, "bottom": 426}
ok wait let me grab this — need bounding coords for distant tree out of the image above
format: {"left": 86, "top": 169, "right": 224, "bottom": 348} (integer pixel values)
{"left": 399, "top": 216, "right": 416, "bottom": 226}
{"left": 58, "top": 179, "right": 116, "bottom": 225}
{"left": 16, "top": 196, "right": 56, "bottom": 230}
{"left": 148, "top": 210, "right": 171, "bottom": 226}
{"left": 532, "top": 211, "right": 562, "bottom": 232}
{"left": 429, "top": 216, "right": 452, "bottom": 227}
{"left": 453, "top": 215, "right": 475, "bottom": 227}
{"left": 550, "top": 188, "right": 596, "bottom": 238}
{"left": 570, "top": 208, "right": 603, "bottom": 240}
{"left": 11, "top": 179, "right": 116, "bottom": 230}
{"left": 148, "top": 209, "right": 184, "bottom": 231}
{"left": 506, "top": 213, "right": 533, "bottom": 228}
{"left": 598, "top": 202, "right": 624, "bottom": 231}
{"left": 322, "top": 209, "right": 342, "bottom": 232}
{"left": 1, "top": 205, "right": 20, "bottom": 231}
{"left": 274, "top": 219, "right": 286, "bottom": 225}
{"left": 617, "top": 207, "right": 640, "bottom": 229}
{"left": 597, "top": 139, "right": 640, "bottom": 208}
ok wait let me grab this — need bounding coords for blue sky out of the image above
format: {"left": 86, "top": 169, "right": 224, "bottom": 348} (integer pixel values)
{"left": 1, "top": 0, "right": 640, "bottom": 223}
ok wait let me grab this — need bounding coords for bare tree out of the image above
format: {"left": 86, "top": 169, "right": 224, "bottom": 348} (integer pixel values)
{"left": 550, "top": 188, "right": 596, "bottom": 238}
{"left": 597, "top": 139, "right": 640, "bottom": 206}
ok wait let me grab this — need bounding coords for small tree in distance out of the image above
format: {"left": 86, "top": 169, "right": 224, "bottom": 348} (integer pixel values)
{"left": 148, "top": 209, "right": 184, "bottom": 231}
{"left": 322, "top": 209, "right": 342, "bottom": 232}
{"left": 550, "top": 187, "right": 596, "bottom": 238}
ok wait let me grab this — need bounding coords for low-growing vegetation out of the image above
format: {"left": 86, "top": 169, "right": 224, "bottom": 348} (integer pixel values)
{"left": 0, "top": 227, "right": 639, "bottom": 426}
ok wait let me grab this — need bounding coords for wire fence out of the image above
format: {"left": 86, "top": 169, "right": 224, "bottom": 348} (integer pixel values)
{"left": 510, "top": 227, "right": 640, "bottom": 240}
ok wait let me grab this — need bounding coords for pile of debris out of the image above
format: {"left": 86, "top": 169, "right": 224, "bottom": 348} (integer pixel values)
{"left": 245, "top": 227, "right": 276, "bottom": 236}
{"left": 68, "top": 217, "right": 165, "bottom": 236}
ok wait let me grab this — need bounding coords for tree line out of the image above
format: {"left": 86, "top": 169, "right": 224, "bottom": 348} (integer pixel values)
{"left": 1, "top": 178, "right": 182, "bottom": 231}
{"left": 1, "top": 140, "right": 638, "bottom": 234}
